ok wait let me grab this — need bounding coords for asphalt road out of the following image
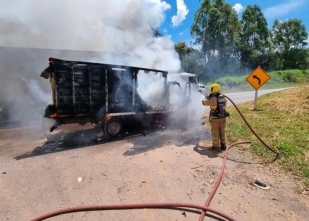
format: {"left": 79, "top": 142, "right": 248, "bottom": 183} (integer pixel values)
{"left": 225, "top": 87, "right": 292, "bottom": 104}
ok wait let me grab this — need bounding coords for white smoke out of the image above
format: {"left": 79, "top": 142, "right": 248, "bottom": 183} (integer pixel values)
{"left": 0, "top": 0, "right": 184, "bottom": 128}
{"left": 0, "top": 0, "right": 180, "bottom": 71}
{"left": 28, "top": 79, "right": 50, "bottom": 104}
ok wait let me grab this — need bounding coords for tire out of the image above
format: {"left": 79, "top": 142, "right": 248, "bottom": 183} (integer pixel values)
{"left": 104, "top": 118, "right": 123, "bottom": 137}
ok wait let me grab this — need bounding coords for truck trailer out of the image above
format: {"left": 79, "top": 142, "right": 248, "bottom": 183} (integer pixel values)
{"left": 41, "top": 58, "right": 182, "bottom": 137}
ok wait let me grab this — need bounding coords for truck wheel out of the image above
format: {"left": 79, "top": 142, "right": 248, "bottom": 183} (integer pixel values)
{"left": 104, "top": 119, "right": 123, "bottom": 137}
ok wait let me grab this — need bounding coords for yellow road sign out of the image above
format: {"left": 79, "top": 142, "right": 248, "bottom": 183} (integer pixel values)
{"left": 246, "top": 66, "right": 270, "bottom": 90}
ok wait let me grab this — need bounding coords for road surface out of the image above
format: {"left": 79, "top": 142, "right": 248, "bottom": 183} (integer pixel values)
{"left": 225, "top": 88, "right": 291, "bottom": 104}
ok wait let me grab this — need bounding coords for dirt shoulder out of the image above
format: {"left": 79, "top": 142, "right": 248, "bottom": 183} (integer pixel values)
{"left": 0, "top": 124, "right": 308, "bottom": 221}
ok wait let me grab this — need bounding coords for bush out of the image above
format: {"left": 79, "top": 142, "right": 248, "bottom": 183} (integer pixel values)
{"left": 269, "top": 70, "right": 308, "bottom": 83}
{"left": 300, "top": 70, "right": 309, "bottom": 79}
{"left": 216, "top": 75, "right": 246, "bottom": 87}
{"left": 211, "top": 69, "right": 309, "bottom": 89}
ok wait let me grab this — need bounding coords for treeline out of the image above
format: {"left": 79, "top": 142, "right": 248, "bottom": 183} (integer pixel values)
{"left": 174, "top": 0, "right": 309, "bottom": 82}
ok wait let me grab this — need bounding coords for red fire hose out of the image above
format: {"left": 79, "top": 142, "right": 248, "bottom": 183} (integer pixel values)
{"left": 30, "top": 202, "right": 236, "bottom": 221}
{"left": 198, "top": 141, "right": 251, "bottom": 221}
{"left": 223, "top": 95, "right": 280, "bottom": 157}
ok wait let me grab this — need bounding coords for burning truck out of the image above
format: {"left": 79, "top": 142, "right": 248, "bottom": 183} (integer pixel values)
{"left": 41, "top": 58, "right": 188, "bottom": 137}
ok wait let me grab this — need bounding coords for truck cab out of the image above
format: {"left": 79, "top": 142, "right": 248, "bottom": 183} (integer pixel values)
{"left": 168, "top": 72, "right": 206, "bottom": 95}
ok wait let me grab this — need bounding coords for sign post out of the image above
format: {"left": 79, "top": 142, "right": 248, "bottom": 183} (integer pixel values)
{"left": 246, "top": 66, "right": 270, "bottom": 110}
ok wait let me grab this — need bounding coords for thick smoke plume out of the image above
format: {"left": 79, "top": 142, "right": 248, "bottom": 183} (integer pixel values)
{"left": 0, "top": 0, "right": 180, "bottom": 70}
{"left": 0, "top": 0, "right": 183, "bottom": 128}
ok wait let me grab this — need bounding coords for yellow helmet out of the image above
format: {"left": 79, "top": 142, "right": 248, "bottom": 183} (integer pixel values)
{"left": 210, "top": 83, "right": 220, "bottom": 94}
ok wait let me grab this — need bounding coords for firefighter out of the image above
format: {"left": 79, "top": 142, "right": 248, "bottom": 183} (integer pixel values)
{"left": 202, "top": 83, "right": 229, "bottom": 151}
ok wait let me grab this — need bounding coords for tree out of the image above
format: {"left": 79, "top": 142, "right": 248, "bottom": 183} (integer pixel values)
{"left": 181, "top": 49, "right": 206, "bottom": 80}
{"left": 190, "top": 0, "right": 239, "bottom": 79}
{"left": 271, "top": 19, "right": 308, "bottom": 69}
{"left": 174, "top": 41, "right": 189, "bottom": 60}
{"left": 237, "top": 4, "right": 271, "bottom": 70}
{"left": 191, "top": 0, "right": 211, "bottom": 52}
{"left": 174, "top": 41, "right": 206, "bottom": 78}
{"left": 216, "top": 3, "right": 240, "bottom": 74}
{"left": 272, "top": 19, "right": 308, "bottom": 51}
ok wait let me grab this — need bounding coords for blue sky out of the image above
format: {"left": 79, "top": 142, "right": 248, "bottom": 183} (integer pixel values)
{"left": 161, "top": 0, "right": 309, "bottom": 45}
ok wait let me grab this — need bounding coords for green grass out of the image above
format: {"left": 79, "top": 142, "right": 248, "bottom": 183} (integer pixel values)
{"left": 201, "top": 69, "right": 309, "bottom": 93}
{"left": 225, "top": 86, "right": 309, "bottom": 191}
{"left": 200, "top": 69, "right": 309, "bottom": 191}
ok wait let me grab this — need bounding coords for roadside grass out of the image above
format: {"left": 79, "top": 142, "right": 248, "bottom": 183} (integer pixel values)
{"left": 202, "top": 68, "right": 309, "bottom": 93}
{"left": 225, "top": 86, "right": 309, "bottom": 190}
{"left": 205, "top": 79, "right": 306, "bottom": 93}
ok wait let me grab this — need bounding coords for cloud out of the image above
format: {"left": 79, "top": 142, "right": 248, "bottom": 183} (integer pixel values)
{"left": 232, "top": 3, "right": 244, "bottom": 14}
{"left": 264, "top": 0, "right": 306, "bottom": 19}
{"left": 171, "top": 0, "right": 189, "bottom": 27}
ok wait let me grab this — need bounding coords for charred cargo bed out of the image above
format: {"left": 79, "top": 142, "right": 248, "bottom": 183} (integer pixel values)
{"left": 42, "top": 58, "right": 170, "bottom": 137}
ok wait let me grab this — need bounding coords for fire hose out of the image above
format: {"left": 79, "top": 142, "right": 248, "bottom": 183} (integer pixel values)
{"left": 30, "top": 95, "right": 280, "bottom": 221}
{"left": 223, "top": 94, "right": 280, "bottom": 158}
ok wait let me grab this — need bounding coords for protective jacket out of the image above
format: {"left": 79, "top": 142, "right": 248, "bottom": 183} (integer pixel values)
{"left": 202, "top": 93, "right": 229, "bottom": 119}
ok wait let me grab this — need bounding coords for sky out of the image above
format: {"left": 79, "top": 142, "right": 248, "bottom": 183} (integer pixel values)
{"left": 162, "top": 0, "right": 309, "bottom": 45}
